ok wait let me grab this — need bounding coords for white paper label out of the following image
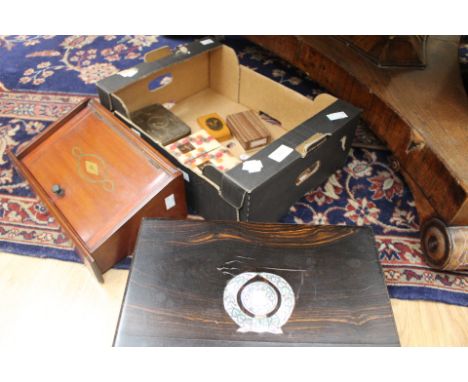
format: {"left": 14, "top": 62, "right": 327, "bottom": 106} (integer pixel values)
{"left": 118, "top": 68, "right": 138, "bottom": 78}
{"left": 200, "top": 38, "right": 214, "bottom": 46}
{"left": 162, "top": 101, "right": 176, "bottom": 110}
{"left": 181, "top": 170, "right": 190, "bottom": 182}
{"left": 242, "top": 160, "right": 263, "bottom": 174}
{"left": 160, "top": 76, "right": 173, "bottom": 86}
{"left": 250, "top": 138, "right": 267, "bottom": 149}
{"left": 340, "top": 136, "right": 347, "bottom": 151}
{"left": 164, "top": 194, "right": 176, "bottom": 210}
{"left": 327, "top": 111, "right": 348, "bottom": 121}
{"left": 268, "top": 144, "right": 293, "bottom": 163}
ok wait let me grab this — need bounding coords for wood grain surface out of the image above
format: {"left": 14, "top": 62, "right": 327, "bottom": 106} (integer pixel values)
{"left": 226, "top": 110, "right": 271, "bottom": 150}
{"left": 114, "top": 219, "right": 399, "bottom": 346}
{"left": 7, "top": 99, "right": 187, "bottom": 276}
{"left": 247, "top": 36, "right": 468, "bottom": 226}
{"left": 421, "top": 218, "right": 468, "bottom": 270}
{"left": 337, "top": 36, "right": 427, "bottom": 67}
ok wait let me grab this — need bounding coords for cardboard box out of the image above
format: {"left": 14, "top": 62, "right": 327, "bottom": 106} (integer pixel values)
{"left": 97, "top": 38, "right": 361, "bottom": 222}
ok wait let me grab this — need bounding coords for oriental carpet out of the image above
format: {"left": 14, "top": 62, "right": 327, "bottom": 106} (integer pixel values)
{"left": 0, "top": 35, "right": 466, "bottom": 306}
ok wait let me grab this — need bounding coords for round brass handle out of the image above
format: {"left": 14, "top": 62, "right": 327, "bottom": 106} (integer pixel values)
{"left": 51, "top": 184, "right": 64, "bottom": 197}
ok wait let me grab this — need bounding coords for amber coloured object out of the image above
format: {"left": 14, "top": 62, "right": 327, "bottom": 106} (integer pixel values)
{"left": 7, "top": 99, "right": 187, "bottom": 280}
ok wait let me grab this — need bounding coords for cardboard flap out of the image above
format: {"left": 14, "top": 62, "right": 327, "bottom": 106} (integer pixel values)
{"left": 109, "top": 95, "right": 129, "bottom": 117}
{"left": 97, "top": 37, "right": 223, "bottom": 111}
{"left": 220, "top": 173, "right": 247, "bottom": 210}
{"left": 202, "top": 165, "right": 224, "bottom": 186}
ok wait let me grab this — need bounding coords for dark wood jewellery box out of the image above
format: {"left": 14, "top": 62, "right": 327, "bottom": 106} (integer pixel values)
{"left": 97, "top": 38, "right": 361, "bottom": 222}
{"left": 7, "top": 99, "right": 187, "bottom": 281}
{"left": 114, "top": 219, "right": 400, "bottom": 346}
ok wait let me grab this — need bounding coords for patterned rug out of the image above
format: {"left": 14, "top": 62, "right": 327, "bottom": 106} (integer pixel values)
{"left": 0, "top": 35, "right": 466, "bottom": 306}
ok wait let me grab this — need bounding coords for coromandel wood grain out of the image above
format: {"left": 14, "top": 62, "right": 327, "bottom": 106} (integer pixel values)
{"left": 114, "top": 219, "right": 399, "bottom": 346}
{"left": 7, "top": 99, "right": 187, "bottom": 280}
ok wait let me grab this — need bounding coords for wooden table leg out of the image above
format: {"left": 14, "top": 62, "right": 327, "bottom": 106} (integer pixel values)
{"left": 421, "top": 218, "right": 468, "bottom": 271}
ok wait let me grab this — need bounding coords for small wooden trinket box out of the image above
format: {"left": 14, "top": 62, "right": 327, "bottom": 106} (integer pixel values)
{"left": 226, "top": 110, "right": 271, "bottom": 150}
{"left": 7, "top": 99, "right": 187, "bottom": 281}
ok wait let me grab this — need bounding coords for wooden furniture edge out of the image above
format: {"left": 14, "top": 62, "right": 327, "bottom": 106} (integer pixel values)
{"left": 6, "top": 146, "right": 101, "bottom": 279}
{"left": 246, "top": 35, "right": 467, "bottom": 226}
{"left": 6, "top": 99, "right": 186, "bottom": 280}
{"left": 246, "top": 36, "right": 468, "bottom": 271}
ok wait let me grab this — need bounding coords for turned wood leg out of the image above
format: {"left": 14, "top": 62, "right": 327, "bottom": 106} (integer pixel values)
{"left": 421, "top": 218, "right": 468, "bottom": 271}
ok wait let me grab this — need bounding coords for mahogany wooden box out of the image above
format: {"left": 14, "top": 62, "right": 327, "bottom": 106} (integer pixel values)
{"left": 7, "top": 99, "right": 187, "bottom": 281}
{"left": 114, "top": 219, "right": 400, "bottom": 346}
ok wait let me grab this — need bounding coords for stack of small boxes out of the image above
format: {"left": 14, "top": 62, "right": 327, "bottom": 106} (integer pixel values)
{"left": 150, "top": 108, "right": 273, "bottom": 176}
{"left": 166, "top": 130, "right": 240, "bottom": 175}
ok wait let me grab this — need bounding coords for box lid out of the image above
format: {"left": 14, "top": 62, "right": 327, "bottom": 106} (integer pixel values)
{"left": 114, "top": 219, "right": 399, "bottom": 346}
{"left": 9, "top": 99, "right": 179, "bottom": 253}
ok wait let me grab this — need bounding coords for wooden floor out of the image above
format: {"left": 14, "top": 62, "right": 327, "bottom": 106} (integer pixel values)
{"left": 0, "top": 251, "right": 467, "bottom": 347}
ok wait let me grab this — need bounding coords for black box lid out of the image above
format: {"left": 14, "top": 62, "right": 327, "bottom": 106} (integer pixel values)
{"left": 114, "top": 219, "right": 399, "bottom": 346}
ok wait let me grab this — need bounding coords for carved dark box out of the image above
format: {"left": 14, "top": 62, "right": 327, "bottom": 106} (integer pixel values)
{"left": 114, "top": 219, "right": 399, "bottom": 346}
